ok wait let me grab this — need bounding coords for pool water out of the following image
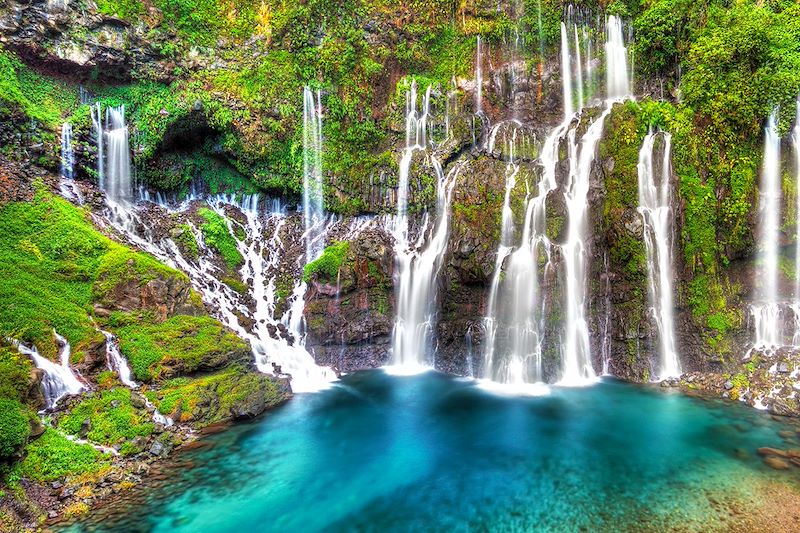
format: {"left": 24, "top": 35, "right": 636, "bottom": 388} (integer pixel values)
{"left": 63, "top": 370, "right": 800, "bottom": 532}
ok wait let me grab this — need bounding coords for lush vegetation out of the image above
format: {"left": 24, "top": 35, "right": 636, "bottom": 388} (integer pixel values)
{"left": 13, "top": 429, "right": 109, "bottom": 483}
{"left": 107, "top": 312, "right": 249, "bottom": 382}
{"left": 197, "top": 208, "right": 244, "bottom": 269}
{"left": 145, "top": 366, "right": 287, "bottom": 426}
{"left": 57, "top": 388, "right": 154, "bottom": 453}
{"left": 303, "top": 241, "right": 350, "bottom": 283}
{"left": 0, "top": 187, "right": 186, "bottom": 359}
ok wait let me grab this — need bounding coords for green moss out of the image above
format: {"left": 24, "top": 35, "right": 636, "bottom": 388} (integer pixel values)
{"left": 197, "top": 208, "right": 243, "bottom": 269}
{"left": 148, "top": 366, "right": 286, "bottom": 426}
{"left": 0, "top": 46, "right": 79, "bottom": 128}
{"left": 108, "top": 313, "right": 248, "bottom": 382}
{"left": 302, "top": 241, "right": 350, "bottom": 283}
{"left": 16, "top": 429, "right": 109, "bottom": 482}
{"left": 0, "top": 399, "right": 30, "bottom": 460}
{"left": 174, "top": 224, "right": 199, "bottom": 259}
{"left": 57, "top": 388, "right": 154, "bottom": 452}
{"left": 93, "top": 247, "right": 187, "bottom": 303}
{"left": 0, "top": 346, "right": 33, "bottom": 402}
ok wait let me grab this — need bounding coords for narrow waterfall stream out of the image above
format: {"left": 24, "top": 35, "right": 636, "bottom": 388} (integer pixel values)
{"left": 794, "top": 97, "right": 800, "bottom": 345}
{"left": 100, "top": 330, "right": 137, "bottom": 389}
{"left": 559, "top": 15, "right": 630, "bottom": 385}
{"left": 58, "top": 122, "right": 83, "bottom": 203}
{"left": 14, "top": 333, "right": 84, "bottom": 410}
{"left": 637, "top": 131, "right": 681, "bottom": 378}
{"left": 303, "top": 87, "right": 326, "bottom": 262}
{"left": 391, "top": 82, "right": 463, "bottom": 368}
{"left": 751, "top": 109, "right": 782, "bottom": 349}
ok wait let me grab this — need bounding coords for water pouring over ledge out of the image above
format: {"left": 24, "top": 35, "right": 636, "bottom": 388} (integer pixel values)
{"left": 637, "top": 130, "right": 681, "bottom": 379}
{"left": 303, "top": 86, "right": 326, "bottom": 263}
{"left": 13, "top": 332, "right": 84, "bottom": 410}
{"left": 751, "top": 109, "right": 783, "bottom": 350}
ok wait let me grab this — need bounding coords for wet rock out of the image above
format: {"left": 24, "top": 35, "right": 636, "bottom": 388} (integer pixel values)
{"left": 724, "top": 380, "right": 734, "bottom": 391}
{"left": 148, "top": 441, "right": 165, "bottom": 457}
{"left": 757, "top": 447, "right": 788, "bottom": 458}
{"left": 130, "top": 392, "right": 146, "bottom": 409}
{"left": 764, "top": 456, "right": 791, "bottom": 470}
{"left": 778, "top": 362, "right": 790, "bottom": 373}
{"left": 79, "top": 418, "right": 91, "bottom": 439}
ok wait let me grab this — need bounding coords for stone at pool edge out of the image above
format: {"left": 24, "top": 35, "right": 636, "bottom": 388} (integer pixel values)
{"left": 763, "top": 456, "right": 792, "bottom": 470}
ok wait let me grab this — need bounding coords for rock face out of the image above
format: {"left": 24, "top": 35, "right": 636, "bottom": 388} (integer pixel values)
{"left": 0, "top": 0, "right": 168, "bottom": 82}
{"left": 305, "top": 230, "right": 395, "bottom": 373}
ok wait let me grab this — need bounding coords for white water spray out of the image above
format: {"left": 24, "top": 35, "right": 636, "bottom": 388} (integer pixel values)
{"left": 15, "top": 332, "right": 84, "bottom": 410}
{"left": 391, "top": 82, "right": 462, "bottom": 367}
{"left": 303, "top": 87, "right": 326, "bottom": 262}
{"left": 638, "top": 131, "right": 680, "bottom": 378}
{"left": 752, "top": 109, "right": 782, "bottom": 350}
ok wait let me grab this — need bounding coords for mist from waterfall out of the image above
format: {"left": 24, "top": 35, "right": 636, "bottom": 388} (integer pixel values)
{"left": 752, "top": 109, "right": 782, "bottom": 350}
{"left": 638, "top": 131, "right": 681, "bottom": 379}
{"left": 303, "top": 87, "right": 326, "bottom": 262}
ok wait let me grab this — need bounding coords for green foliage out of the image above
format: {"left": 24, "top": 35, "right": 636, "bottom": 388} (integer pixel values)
{"left": 681, "top": 2, "right": 800, "bottom": 143}
{"left": 0, "top": 46, "right": 78, "bottom": 127}
{"left": 197, "top": 208, "right": 243, "bottom": 269}
{"left": 0, "top": 346, "right": 33, "bottom": 402}
{"left": 174, "top": 224, "right": 200, "bottom": 259}
{"left": 302, "top": 241, "right": 350, "bottom": 283}
{"left": 0, "top": 399, "right": 30, "bottom": 459}
{"left": 15, "top": 429, "right": 109, "bottom": 482}
{"left": 149, "top": 366, "right": 285, "bottom": 426}
{"left": 108, "top": 313, "right": 248, "bottom": 382}
{"left": 57, "top": 388, "right": 154, "bottom": 451}
{"left": 95, "top": 0, "right": 145, "bottom": 19}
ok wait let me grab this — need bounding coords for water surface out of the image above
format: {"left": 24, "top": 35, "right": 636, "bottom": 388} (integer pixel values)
{"left": 64, "top": 371, "right": 799, "bottom": 532}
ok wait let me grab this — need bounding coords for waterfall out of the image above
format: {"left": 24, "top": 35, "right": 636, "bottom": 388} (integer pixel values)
{"left": 95, "top": 105, "right": 133, "bottom": 203}
{"left": 638, "top": 131, "right": 681, "bottom": 378}
{"left": 752, "top": 109, "right": 782, "bottom": 350}
{"left": 391, "top": 82, "right": 461, "bottom": 368}
{"left": 101, "top": 193, "right": 337, "bottom": 392}
{"left": 101, "top": 330, "right": 137, "bottom": 388}
{"left": 58, "top": 122, "right": 83, "bottom": 204}
{"left": 794, "top": 98, "right": 800, "bottom": 346}
{"left": 15, "top": 332, "right": 84, "bottom": 410}
{"left": 560, "top": 16, "right": 630, "bottom": 385}
{"left": 60, "top": 123, "right": 74, "bottom": 180}
{"left": 303, "top": 87, "right": 326, "bottom": 262}
{"left": 91, "top": 103, "right": 105, "bottom": 190}
{"left": 573, "top": 25, "right": 584, "bottom": 112}
{"left": 560, "top": 23, "right": 574, "bottom": 118}
{"left": 605, "top": 16, "right": 630, "bottom": 99}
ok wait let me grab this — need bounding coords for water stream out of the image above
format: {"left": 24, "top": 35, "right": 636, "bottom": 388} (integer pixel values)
{"left": 637, "top": 130, "right": 681, "bottom": 378}
{"left": 303, "top": 87, "right": 326, "bottom": 262}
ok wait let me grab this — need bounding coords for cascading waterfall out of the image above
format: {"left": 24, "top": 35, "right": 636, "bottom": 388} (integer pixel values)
{"left": 559, "top": 15, "right": 630, "bottom": 384}
{"left": 101, "top": 190, "right": 337, "bottom": 392}
{"left": 60, "top": 122, "right": 74, "bottom": 180}
{"left": 15, "top": 332, "right": 84, "bottom": 410}
{"left": 560, "top": 22, "right": 574, "bottom": 118}
{"left": 98, "top": 105, "right": 133, "bottom": 203}
{"left": 101, "top": 330, "right": 136, "bottom": 388}
{"left": 637, "top": 130, "right": 681, "bottom": 378}
{"left": 605, "top": 16, "right": 630, "bottom": 99}
{"left": 751, "top": 109, "right": 782, "bottom": 349}
{"left": 794, "top": 98, "right": 800, "bottom": 346}
{"left": 391, "top": 82, "right": 461, "bottom": 367}
{"left": 58, "top": 122, "right": 83, "bottom": 203}
{"left": 303, "top": 87, "right": 326, "bottom": 262}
